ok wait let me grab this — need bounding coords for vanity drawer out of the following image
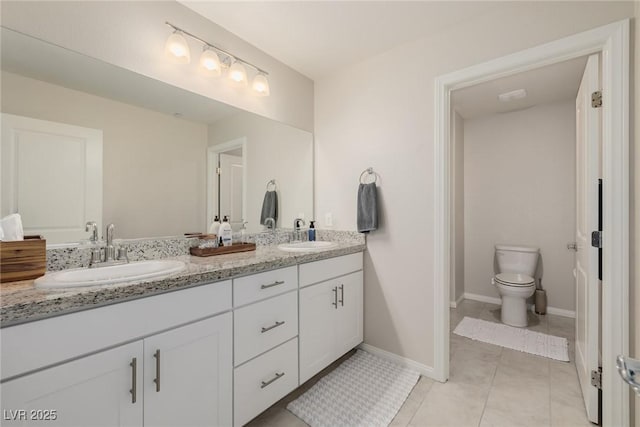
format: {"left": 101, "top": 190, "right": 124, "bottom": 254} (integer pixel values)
{"left": 234, "top": 338, "right": 298, "bottom": 427}
{"left": 233, "top": 266, "right": 297, "bottom": 307}
{"left": 299, "top": 252, "right": 363, "bottom": 287}
{"left": 234, "top": 291, "right": 298, "bottom": 366}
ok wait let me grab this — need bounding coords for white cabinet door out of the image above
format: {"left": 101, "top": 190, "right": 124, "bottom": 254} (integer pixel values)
{"left": 299, "top": 269, "right": 364, "bottom": 384}
{"left": 299, "top": 279, "right": 341, "bottom": 383}
{"left": 143, "top": 313, "right": 233, "bottom": 427}
{"left": 335, "top": 271, "right": 364, "bottom": 357}
{"left": 1, "top": 341, "right": 143, "bottom": 427}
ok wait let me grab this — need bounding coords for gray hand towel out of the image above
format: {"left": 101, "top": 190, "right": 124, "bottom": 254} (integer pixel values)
{"left": 357, "top": 183, "right": 378, "bottom": 233}
{"left": 260, "top": 190, "right": 278, "bottom": 225}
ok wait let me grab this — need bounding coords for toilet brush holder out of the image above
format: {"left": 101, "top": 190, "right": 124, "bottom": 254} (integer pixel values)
{"left": 535, "top": 289, "right": 547, "bottom": 315}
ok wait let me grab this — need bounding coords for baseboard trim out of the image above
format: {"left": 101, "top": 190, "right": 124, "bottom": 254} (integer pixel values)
{"left": 358, "top": 343, "right": 435, "bottom": 379}
{"left": 449, "top": 294, "right": 464, "bottom": 308}
{"left": 462, "top": 293, "right": 576, "bottom": 319}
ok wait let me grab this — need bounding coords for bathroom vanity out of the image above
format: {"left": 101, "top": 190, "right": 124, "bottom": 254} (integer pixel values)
{"left": 0, "top": 242, "right": 364, "bottom": 427}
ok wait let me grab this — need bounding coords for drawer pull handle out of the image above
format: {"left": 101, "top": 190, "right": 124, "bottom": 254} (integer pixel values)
{"left": 332, "top": 286, "right": 338, "bottom": 309}
{"left": 153, "top": 349, "right": 161, "bottom": 392}
{"left": 129, "top": 357, "right": 137, "bottom": 404}
{"left": 339, "top": 284, "right": 344, "bottom": 306}
{"left": 261, "top": 372, "right": 285, "bottom": 389}
{"left": 261, "top": 320, "right": 285, "bottom": 333}
{"left": 261, "top": 280, "right": 285, "bottom": 290}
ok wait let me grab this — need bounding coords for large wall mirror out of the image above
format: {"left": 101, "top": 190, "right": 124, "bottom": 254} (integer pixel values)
{"left": 0, "top": 27, "right": 313, "bottom": 245}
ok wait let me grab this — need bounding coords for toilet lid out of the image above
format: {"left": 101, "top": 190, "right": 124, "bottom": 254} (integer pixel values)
{"left": 495, "top": 273, "right": 535, "bottom": 286}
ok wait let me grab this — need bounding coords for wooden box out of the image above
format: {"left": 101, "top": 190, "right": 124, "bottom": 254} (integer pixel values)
{"left": 0, "top": 235, "right": 46, "bottom": 283}
{"left": 190, "top": 242, "right": 256, "bottom": 257}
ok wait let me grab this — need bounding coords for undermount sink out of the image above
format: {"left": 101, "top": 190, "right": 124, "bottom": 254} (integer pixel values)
{"left": 34, "top": 260, "right": 186, "bottom": 289}
{"left": 277, "top": 241, "right": 337, "bottom": 252}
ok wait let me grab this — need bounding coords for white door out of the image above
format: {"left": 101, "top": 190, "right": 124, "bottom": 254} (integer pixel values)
{"left": 299, "top": 280, "right": 340, "bottom": 383}
{"left": 1, "top": 341, "right": 143, "bottom": 427}
{"left": 574, "top": 53, "right": 601, "bottom": 424}
{"left": 334, "top": 271, "right": 364, "bottom": 357}
{"left": 219, "top": 153, "right": 243, "bottom": 230}
{"left": 143, "top": 313, "right": 232, "bottom": 427}
{"left": 0, "top": 114, "right": 102, "bottom": 244}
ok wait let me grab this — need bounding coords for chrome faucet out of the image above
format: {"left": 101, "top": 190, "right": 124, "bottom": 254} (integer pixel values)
{"left": 88, "top": 223, "right": 128, "bottom": 268}
{"left": 105, "top": 223, "right": 116, "bottom": 261}
{"left": 293, "top": 218, "right": 306, "bottom": 241}
{"left": 264, "top": 217, "right": 276, "bottom": 230}
{"left": 85, "top": 221, "right": 98, "bottom": 243}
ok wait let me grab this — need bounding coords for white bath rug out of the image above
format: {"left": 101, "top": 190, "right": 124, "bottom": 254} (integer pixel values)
{"left": 454, "top": 316, "right": 569, "bottom": 362}
{"left": 287, "top": 350, "right": 420, "bottom": 427}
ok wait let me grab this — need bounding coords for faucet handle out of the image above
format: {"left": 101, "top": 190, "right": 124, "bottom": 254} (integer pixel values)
{"left": 89, "top": 247, "right": 103, "bottom": 268}
{"left": 117, "top": 247, "right": 129, "bottom": 263}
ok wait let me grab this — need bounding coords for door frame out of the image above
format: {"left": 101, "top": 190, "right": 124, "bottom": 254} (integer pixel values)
{"left": 206, "top": 138, "right": 247, "bottom": 229}
{"left": 433, "top": 19, "right": 629, "bottom": 427}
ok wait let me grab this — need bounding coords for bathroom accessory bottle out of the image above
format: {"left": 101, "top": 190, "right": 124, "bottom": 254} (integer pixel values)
{"left": 219, "top": 216, "right": 233, "bottom": 246}
{"left": 308, "top": 221, "right": 316, "bottom": 241}
{"left": 208, "top": 215, "right": 221, "bottom": 235}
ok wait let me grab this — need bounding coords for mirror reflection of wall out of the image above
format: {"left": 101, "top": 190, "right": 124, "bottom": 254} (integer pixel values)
{"left": 0, "top": 28, "right": 313, "bottom": 244}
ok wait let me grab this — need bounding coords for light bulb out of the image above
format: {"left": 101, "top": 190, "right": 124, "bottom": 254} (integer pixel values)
{"left": 252, "top": 73, "right": 270, "bottom": 96}
{"left": 200, "top": 47, "right": 221, "bottom": 76}
{"left": 228, "top": 61, "right": 248, "bottom": 86}
{"left": 165, "top": 31, "right": 190, "bottom": 63}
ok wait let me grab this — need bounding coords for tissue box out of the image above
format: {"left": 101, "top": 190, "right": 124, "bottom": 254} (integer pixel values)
{"left": 0, "top": 235, "right": 46, "bottom": 283}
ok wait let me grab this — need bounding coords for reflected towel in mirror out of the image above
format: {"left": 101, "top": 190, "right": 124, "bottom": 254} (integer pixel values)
{"left": 357, "top": 183, "right": 378, "bottom": 233}
{"left": 260, "top": 191, "right": 278, "bottom": 225}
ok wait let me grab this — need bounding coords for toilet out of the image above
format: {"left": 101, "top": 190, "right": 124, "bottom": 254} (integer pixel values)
{"left": 492, "top": 244, "right": 539, "bottom": 327}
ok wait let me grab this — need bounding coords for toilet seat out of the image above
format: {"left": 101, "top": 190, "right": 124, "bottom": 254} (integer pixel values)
{"left": 495, "top": 273, "right": 535, "bottom": 287}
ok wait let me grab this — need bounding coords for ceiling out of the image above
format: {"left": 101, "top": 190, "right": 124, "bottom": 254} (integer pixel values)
{"left": 451, "top": 56, "right": 588, "bottom": 120}
{"left": 179, "top": 1, "right": 501, "bottom": 80}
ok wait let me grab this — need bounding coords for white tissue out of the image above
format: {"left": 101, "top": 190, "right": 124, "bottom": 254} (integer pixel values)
{"left": 0, "top": 213, "right": 24, "bottom": 241}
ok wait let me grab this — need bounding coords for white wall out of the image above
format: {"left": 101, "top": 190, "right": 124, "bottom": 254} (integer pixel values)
{"left": 208, "top": 113, "right": 313, "bottom": 232}
{"left": 314, "top": 2, "right": 634, "bottom": 368}
{"left": 0, "top": 1, "right": 314, "bottom": 132}
{"left": 451, "top": 111, "right": 465, "bottom": 305}
{"left": 1, "top": 71, "right": 208, "bottom": 239}
{"left": 463, "top": 101, "right": 576, "bottom": 312}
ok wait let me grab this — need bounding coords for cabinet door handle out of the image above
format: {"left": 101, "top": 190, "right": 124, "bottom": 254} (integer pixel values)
{"left": 339, "top": 284, "right": 344, "bottom": 307}
{"left": 261, "top": 320, "right": 285, "bottom": 333}
{"left": 129, "top": 357, "right": 137, "bottom": 404}
{"left": 332, "top": 286, "right": 338, "bottom": 309}
{"left": 261, "top": 372, "right": 285, "bottom": 389}
{"left": 261, "top": 280, "right": 284, "bottom": 289}
{"left": 153, "top": 349, "right": 161, "bottom": 392}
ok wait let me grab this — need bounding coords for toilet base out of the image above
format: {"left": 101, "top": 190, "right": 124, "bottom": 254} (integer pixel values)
{"left": 500, "top": 295, "right": 529, "bottom": 327}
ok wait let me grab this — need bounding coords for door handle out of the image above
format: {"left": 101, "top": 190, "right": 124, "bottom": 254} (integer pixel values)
{"left": 153, "top": 349, "right": 161, "bottom": 392}
{"left": 129, "top": 357, "right": 137, "bottom": 404}
{"left": 261, "top": 372, "right": 285, "bottom": 389}
{"left": 261, "top": 280, "right": 284, "bottom": 290}
{"left": 332, "top": 286, "right": 338, "bottom": 309}
{"left": 339, "top": 284, "right": 344, "bottom": 307}
{"left": 616, "top": 355, "right": 640, "bottom": 395}
{"left": 567, "top": 242, "right": 578, "bottom": 251}
{"left": 261, "top": 320, "right": 285, "bottom": 333}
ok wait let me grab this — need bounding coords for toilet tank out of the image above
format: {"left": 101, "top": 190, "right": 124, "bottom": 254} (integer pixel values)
{"left": 495, "top": 244, "right": 539, "bottom": 277}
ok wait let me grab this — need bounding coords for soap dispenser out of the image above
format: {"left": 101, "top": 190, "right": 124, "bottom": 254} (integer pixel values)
{"left": 219, "top": 216, "right": 232, "bottom": 246}
{"left": 308, "top": 220, "right": 316, "bottom": 241}
{"left": 208, "top": 215, "right": 221, "bottom": 235}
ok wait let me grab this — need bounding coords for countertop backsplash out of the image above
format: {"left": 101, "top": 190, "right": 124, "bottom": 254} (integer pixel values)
{"left": 46, "top": 229, "right": 364, "bottom": 271}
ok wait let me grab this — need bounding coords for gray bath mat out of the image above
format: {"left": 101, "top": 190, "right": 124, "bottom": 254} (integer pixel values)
{"left": 287, "top": 350, "right": 420, "bottom": 427}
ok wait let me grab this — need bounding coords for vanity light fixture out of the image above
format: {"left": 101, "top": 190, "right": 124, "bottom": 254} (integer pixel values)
{"left": 165, "top": 22, "right": 270, "bottom": 96}
{"left": 165, "top": 30, "right": 191, "bottom": 63}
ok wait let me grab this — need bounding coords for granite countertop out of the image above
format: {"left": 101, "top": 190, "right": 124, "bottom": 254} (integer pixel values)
{"left": 1, "top": 241, "right": 365, "bottom": 328}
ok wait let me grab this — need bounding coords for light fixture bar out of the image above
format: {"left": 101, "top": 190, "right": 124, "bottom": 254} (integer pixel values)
{"left": 165, "top": 21, "right": 269, "bottom": 75}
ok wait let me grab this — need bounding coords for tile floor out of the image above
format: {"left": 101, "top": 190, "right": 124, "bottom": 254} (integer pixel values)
{"left": 248, "top": 299, "right": 591, "bottom": 427}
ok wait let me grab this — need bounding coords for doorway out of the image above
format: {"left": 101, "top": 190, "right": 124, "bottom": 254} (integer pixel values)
{"left": 207, "top": 138, "right": 247, "bottom": 232}
{"left": 433, "top": 19, "right": 630, "bottom": 426}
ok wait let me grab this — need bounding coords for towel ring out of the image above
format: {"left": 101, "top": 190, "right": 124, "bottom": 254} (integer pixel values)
{"left": 266, "top": 179, "right": 277, "bottom": 191}
{"left": 359, "top": 167, "right": 379, "bottom": 184}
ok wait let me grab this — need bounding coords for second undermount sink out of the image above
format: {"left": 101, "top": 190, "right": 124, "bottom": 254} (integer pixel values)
{"left": 34, "top": 260, "right": 186, "bottom": 289}
{"left": 277, "top": 241, "right": 337, "bottom": 252}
